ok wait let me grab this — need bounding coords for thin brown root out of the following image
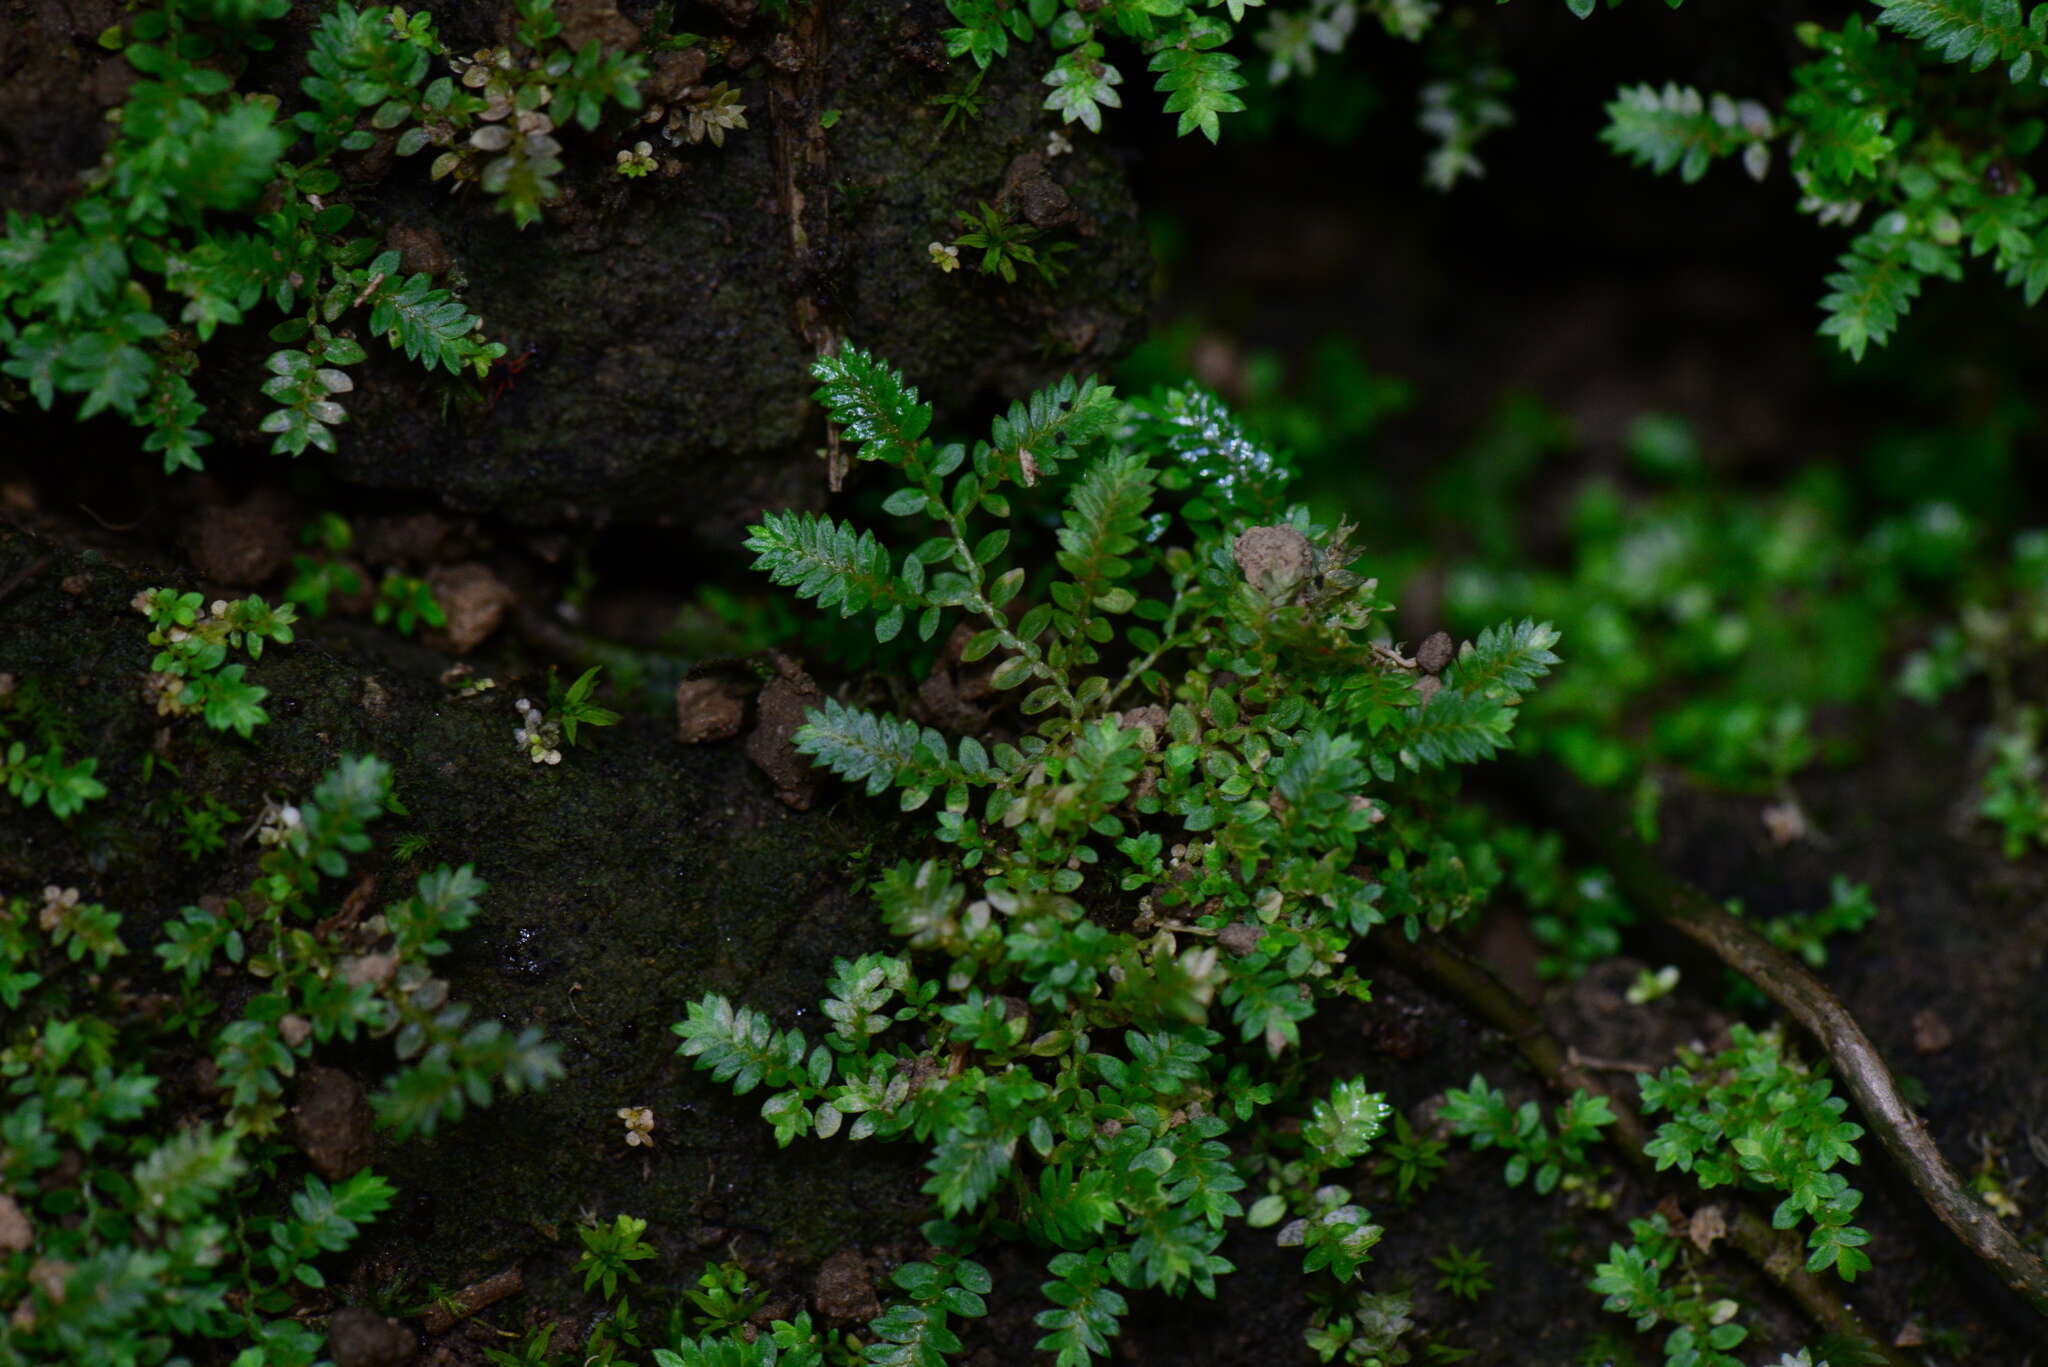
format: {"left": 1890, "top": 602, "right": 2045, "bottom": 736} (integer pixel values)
{"left": 1378, "top": 933, "right": 1916, "bottom": 1366}
{"left": 1515, "top": 759, "right": 2048, "bottom": 1319}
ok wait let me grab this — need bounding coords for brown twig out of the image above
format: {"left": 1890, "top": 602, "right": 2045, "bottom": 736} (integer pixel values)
{"left": 1377, "top": 933, "right": 1916, "bottom": 1364}
{"left": 1509, "top": 758, "right": 2048, "bottom": 1319}
{"left": 420, "top": 1266, "right": 523, "bottom": 1333}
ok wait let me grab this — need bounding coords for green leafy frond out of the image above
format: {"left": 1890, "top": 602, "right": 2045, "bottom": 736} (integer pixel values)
{"left": 794, "top": 698, "right": 955, "bottom": 799}
{"left": 258, "top": 346, "right": 354, "bottom": 456}
{"left": 1034, "top": 1251, "right": 1129, "bottom": 1367}
{"left": 1044, "top": 45, "right": 1124, "bottom": 134}
{"left": 942, "top": 0, "right": 1032, "bottom": 69}
{"left": 357, "top": 251, "right": 502, "bottom": 375}
{"left": 374, "top": 1022, "right": 563, "bottom": 1137}
{"left": 1058, "top": 719, "right": 1146, "bottom": 820}
{"left": 1818, "top": 226, "right": 1954, "bottom": 360}
{"left": 1444, "top": 619, "right": 1562, "bottom": 701}
{"left": 1601, "top": 83, "right": 1759, "bottom": 184}
{"left": 745, "top": 509, "right": 917, "bottom": 641}
{"left": 1873, "top": 0, "right": 2048, "bottom": 82}
{"left": 1149, "top": 43, "right": 1247, "bottom": 143}
{"left": 1303, "top": 1078, "right": 1392, "bottom": 1163}
{"left": 1396, "top": 690, "right": 1517, "bottom": 770}
{"left": 924, "top": 1124, "right": 1017, "bottom": 1216}
{"left": 812, "top": 346, "right": 933, "bottom": 465}
{"left": 988, "top": 373, "right": 1121, "bottom": 485}
{"left": 132, "top": 1125, "right": 245, "bottom": 1226}
{"left": 653, "top": 1334, "right": 781, "bottom": 1367}
{"left": 1054, "top": 451, "right": 1155, "bottom": 618}
{"left": 1274, "top": 730, "right": 1370, "bottom": 826}
{"left": 1138, "top": 386, "right": 1293, "bottom": 520}
{"left": 821, "top": 952, "right": 910, "bottom": 1049}
{"left": 673, "top": 993, "right": 810, "bottom": 1095}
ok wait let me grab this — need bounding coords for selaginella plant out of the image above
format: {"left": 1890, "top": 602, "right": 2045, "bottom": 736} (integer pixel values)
{"left": 0, "top": 676, "right": 107, "bottom": 821}
{"left": 674, "top": 348, "right": 1560, "bottom": 1363}
{"left": 1598, "top": 0, "right": 2048, "bottom": 358}
{"left": 2, "top": 754, "right": 561, "bottom": 1366}
{"left": 135, "top": 586, "right": 298, "bottom": 738}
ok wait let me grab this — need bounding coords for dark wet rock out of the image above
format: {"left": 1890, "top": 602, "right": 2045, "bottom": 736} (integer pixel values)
{"left": 746, "top": 655, "right": 824, "bottom": 810}
{"left": 182, "top": 489, "right": 295, "bottom": 590}
{"left": 145, "top": 4, "right": 1149, "bottom": 547}
{"left": 0, "top": 522, "right": 926, "bottom": 1316}
{"left": 811, "top": 1247, "right": 880, "bottom": 1322}
{"left": 294, "top": 1065, "right": 376, "bottom": 1180}
{"left": 327, "top": 1307, "right": 415, "bottom": 1367}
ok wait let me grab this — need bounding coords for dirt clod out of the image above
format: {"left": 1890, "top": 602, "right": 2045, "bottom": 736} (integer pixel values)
{"left": 426, "top": 563, "right": 515, "bottom": 655}
{"left": 746, "top": 655, "right": 825, "bottom": 810}
{"left": 1120, "top": 705, "right": 1168, "bottom": 746}
{"left": 764, "top": 32, "right": 803, "bottom": 72}
{"left": 812, "top": 1248, "right": 880, "bottom": 1322}
{"left": 1218, "top": 922, "right": 1262, "bottom": 957}
{"left": 676, "top": 677, "right": 747, "bottom": 744}
{"left": 386, "top": 223, "right": 454, "bottom": 279}
{"left": 1232, "top": 525, "right": 1314, "bottom": 603}
{"left": 1002, "top": 154, "right": 1074, "bottom": 230}
{"left": 557, "top": 0, "right": 640, "bottom": 52}
{"left": 358, "top": 513, "right": 455, "bottom": 569}
{"left": 0, "top": 1194, "right": 31, "bottom": 1253}
{"left": 646, "top": 48, "right": 709, "bottom": 101}
{"left": 1912, "top": 1007, "right": 1954, "bottom": 1053}
{"left": 327, "top": 1306, "right": 416, "bottom": 1367}
{"left": 293, "top": 1065, "right": 375, "bottom": 1180}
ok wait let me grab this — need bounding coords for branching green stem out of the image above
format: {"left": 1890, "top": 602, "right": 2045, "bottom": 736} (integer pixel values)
{"left": 936, "top": 500, "right": 1076, "bottom": 713}
{"left": 1104, "top": 566, "right": 1196, "bottom": 713}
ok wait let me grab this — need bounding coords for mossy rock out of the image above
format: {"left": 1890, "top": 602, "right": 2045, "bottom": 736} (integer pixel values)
{"left": 1, "top": 0, "right": 1150, "bottom": 548}
{"left": 0, "top": 522, "right": 928, "bottom": 1323}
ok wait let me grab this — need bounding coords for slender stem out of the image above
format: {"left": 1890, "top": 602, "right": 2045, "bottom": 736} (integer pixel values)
{"left": 1511, "top": 758, "right": 2048, "bottom": 1319}
{"left": 937, "top": 505, "right": 1076, "bottom": 714}
{"left": 1377, "top": 933, "right": 1918, "bottom": 1366}
{"left": 1104, "top": 568, "right": 1196, "bottom": 712}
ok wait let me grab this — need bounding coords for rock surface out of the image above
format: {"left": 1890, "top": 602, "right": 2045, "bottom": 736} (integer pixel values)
{"left": 2, "top": 1, "right": 1149, "bottom": 547}
{"left": 0, "top": 523, "right": 925, "bottom": 1312}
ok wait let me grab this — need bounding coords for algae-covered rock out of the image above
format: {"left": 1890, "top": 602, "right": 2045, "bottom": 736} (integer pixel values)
{"left": 0, "top": 523, "right": 927, "bottom": 1311}
{"left": 321, "top": 3, "right": 1146, "bottom": 541}
{"left": 2, "top": 0, "right": 1149, "bottom": 545}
